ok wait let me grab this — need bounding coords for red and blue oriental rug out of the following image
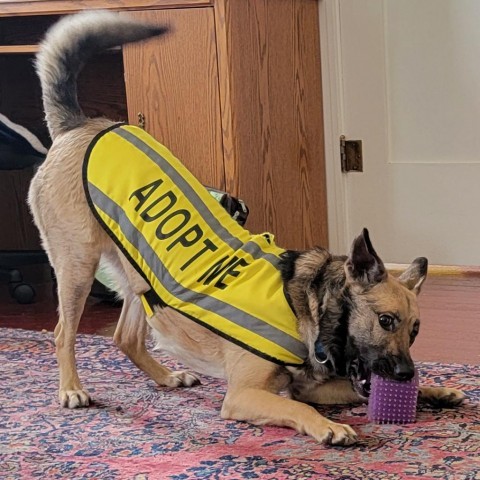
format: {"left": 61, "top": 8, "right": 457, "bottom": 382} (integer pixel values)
{"left": 0, "top": 328, "right": 478, "bottom": 479}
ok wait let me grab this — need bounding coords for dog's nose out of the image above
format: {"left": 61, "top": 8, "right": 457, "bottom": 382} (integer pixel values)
{"left": 393, "top": 362, "right": 415, "bottom": 381}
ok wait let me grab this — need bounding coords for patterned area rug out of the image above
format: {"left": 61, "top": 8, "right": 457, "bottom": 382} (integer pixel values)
{"left": 1, "top": 328, "right": 479, "bottom": 480}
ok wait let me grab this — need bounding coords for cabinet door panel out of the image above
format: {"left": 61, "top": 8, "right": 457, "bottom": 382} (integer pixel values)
{"left": 215, "top": 0, "right": 327, "bottom": 249}
{"left": 123, "top": 8, "right": 224, "bottom": 189}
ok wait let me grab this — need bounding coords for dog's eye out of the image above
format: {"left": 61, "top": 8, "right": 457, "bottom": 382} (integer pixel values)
{"left": 378, "top": 314, "right": 395, "bottom": 331}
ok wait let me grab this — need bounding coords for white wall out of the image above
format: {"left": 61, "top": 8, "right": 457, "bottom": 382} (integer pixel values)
{"left": 320, "top": 0, "right": 480, "bottom": 265}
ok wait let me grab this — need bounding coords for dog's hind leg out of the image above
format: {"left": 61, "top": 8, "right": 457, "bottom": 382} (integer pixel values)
{"left": 113, "top": 292, "right": 199, "bottom": 387}
{"left": 52, "top": 250, "right": 100, "bottom": 408}
{"left": 112, "top": 252, "right": 200, "bottom": 388}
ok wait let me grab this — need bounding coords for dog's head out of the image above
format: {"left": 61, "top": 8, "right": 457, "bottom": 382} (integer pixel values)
{"left": 343, "top": 228, "right": 427, "bottom": 398}
{"left": 281, "top": 228, "right": 427, "bottom": 399}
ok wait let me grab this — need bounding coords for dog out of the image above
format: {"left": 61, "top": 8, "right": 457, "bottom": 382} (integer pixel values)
{"left": 28, "top": 11, "right": 464, "bottom": 446}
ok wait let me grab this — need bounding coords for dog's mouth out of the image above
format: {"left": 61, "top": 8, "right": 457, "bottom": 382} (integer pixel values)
{"left": 348, "top": 358, "right": 371, "bottom": 399}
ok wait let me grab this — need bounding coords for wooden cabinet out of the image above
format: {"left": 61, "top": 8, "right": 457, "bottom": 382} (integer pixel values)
{"left": 0, "top": 0, "right": 327, "bottom": 251}
{"left": 123, "top": 8, "right": 225, "bottom": 188}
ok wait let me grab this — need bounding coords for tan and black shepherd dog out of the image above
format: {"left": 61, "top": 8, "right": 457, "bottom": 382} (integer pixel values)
{"left": 28, "top": 11, "right": 464, "bottom": 446}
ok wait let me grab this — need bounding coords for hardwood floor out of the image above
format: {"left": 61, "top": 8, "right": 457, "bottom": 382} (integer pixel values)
{"left": 0, "top": 279, "right": 121, "bottom": 336}
{"left": 412, "top": 273, "right": 480, "bottom": 365}
{"left": 0, "top": 271, "right": 478, "bottom": 365}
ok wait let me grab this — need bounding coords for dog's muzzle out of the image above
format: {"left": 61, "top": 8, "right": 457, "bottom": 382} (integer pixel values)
{"left": 372, "top": 355, "right": 415, "bottom": 382}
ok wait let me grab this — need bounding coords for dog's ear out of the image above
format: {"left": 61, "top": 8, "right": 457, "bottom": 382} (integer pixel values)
{"left": 345, "top": 228, "right": 387, "bottom": 286}
{"left": 398, "top": 257, "right": 428, "bottom": 295}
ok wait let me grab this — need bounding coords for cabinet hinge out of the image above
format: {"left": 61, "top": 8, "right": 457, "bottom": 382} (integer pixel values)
{"left": 340, "top": 135, "right": 363, "bottom": 172}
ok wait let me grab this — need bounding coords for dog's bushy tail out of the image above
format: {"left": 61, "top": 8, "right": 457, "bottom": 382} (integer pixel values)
{"left": 36, "top": 10, "right": 168, "bottom": 140}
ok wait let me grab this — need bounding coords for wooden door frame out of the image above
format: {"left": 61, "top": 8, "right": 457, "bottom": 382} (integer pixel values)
{"left": 318, "top": 0, "right": 349, "bottom": 254}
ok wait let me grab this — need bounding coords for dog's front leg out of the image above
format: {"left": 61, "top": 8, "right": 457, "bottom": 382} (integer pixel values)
{"left": 290, "top": 378, "right": 364, "bottom": 405}
{"left": 419, "top": 386, "right": 465, "bottom": 407}
{"left": 222, "top": 353, "right": 357, "bottom": 445}
{"left": 221, "top": 387, "right": 357, "bottom": 445}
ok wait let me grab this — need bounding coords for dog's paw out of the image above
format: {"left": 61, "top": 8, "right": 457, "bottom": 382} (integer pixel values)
{"left": 419, "top": 386, "right": 466, "bottom": 408}
{"left": 310, "top": 421, "right": 358, "bottom": 446}
{"left": 165, "top": 371, "right": 201, "bottom": 388}
{"left": 59, "top": 389, "right": 91, "bottom": 408}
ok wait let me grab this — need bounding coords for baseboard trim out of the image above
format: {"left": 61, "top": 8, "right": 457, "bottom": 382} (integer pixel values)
{"left": 386, "top": 263, "right": 480, "bottom": 277}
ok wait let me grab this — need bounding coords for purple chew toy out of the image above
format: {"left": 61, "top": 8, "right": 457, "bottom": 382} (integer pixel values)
{"left": 368, "top": 368, "right": 419, "bottom": 424}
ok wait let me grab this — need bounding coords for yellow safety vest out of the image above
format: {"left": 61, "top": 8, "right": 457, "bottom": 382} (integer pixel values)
{"left": 84, "top": 124, "right": 307, "bottom": 366}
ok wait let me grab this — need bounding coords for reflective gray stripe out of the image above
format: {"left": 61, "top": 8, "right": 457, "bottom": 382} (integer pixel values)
{"left": 113, "top": 127, "right": 281, "bottom": 268}
{"left": 239, "top": 239, "right": 281, "bottom": 269}
{"left": 88, "top": 182, "right": 307, "bottom": 361}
